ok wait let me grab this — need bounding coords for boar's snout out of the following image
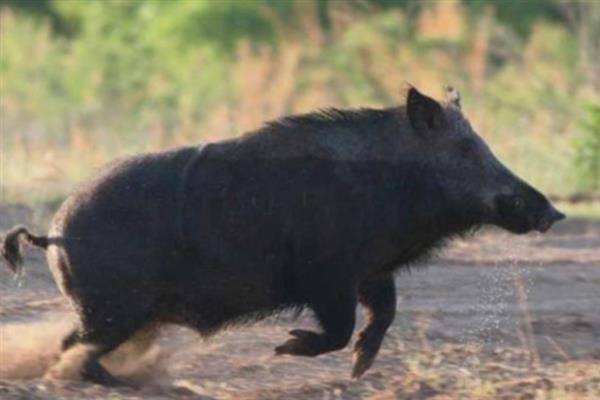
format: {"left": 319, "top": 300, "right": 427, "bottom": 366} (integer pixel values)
{"left": 535, "top": 205, "right": 565, "bottom": 233}
{"left": 492, "top": 185, "right": 565, "bottom": 234}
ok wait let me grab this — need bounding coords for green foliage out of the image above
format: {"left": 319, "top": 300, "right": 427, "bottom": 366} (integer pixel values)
{"left": 1, "top": 0, "right": 234, "bottom": 149}
{"left": 0, "top": 0, "right": 596, "bottom": 202}
{"left": 573, "top": 103, "right": 600, "bottom": 192}
{"left": 463, "top": 0, "right": 560, "bottom": 37}
{"left": 1, "top": 0, "right": 566, "bottom": 45}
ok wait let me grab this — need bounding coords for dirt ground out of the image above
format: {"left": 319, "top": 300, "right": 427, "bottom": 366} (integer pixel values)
{"left": 0, "top": 204, "right": 599, "bottom": 399}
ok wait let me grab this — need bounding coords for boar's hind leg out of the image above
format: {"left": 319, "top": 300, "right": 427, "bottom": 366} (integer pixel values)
{"left": 275, "top": 286, "right": 356, "bottom": 357}
{"left": 352, "top": 274, "right": 396, "bottom": 379}
{"left": 77, "top": 314, "right": 152, "bottom": 386}
{"left": 61, "top": 328, "right": 80, "bottom": 351}
{"left": 49, "top": 312, "right": 151, "bottom": 386}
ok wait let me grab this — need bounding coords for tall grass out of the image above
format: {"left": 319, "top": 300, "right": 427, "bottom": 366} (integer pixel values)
{"left": 0, "top": 1, "right": 596, "bottom": 206}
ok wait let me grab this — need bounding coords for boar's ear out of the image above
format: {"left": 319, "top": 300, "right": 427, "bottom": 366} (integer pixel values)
{"left": 406, "top": 87, "right": 447, "bottom": 136}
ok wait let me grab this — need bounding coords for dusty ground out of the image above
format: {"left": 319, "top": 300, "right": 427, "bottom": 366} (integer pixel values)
{"left": 0, "top": 204, "right": 599, "bottom": 399}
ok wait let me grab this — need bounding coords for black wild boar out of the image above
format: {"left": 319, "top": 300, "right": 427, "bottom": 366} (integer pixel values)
{"left": 1, "top": 87, "right": 564, "bottom": 385}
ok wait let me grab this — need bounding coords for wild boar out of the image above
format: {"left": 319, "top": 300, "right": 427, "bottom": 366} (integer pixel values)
{"left": 1, "top": 87, "right": 564, "bottom": 385}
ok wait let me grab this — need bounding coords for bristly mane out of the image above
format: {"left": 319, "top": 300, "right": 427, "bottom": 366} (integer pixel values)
{"left": 258, "top": 107, "right": 394, "bottom": 134}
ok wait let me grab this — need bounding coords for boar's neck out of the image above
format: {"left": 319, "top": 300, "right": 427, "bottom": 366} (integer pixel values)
{"left": 383, "top": 162, "right": 483, "bottom": 270}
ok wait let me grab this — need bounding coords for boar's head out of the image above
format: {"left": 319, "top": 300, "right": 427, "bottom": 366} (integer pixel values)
{"left": 405, "top": 86, "right": 565, "bottom": 234}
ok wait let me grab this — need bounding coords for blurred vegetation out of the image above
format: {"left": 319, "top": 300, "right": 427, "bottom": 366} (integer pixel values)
{"left": 574, "top": 103, "right": 600, "bottom": 192}
{"left": 0, "top": 0, "right": 599, "bottom": 206}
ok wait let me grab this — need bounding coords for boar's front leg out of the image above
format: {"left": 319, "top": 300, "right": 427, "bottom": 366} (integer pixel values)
{"left": 275, "top": 284, "right": 356, "bottom": 357}
{"left": 352, "top": 273, "right": 396, "bottom": 378}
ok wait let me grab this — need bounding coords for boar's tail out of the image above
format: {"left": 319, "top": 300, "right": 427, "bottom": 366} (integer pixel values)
{"left": 0, "top": 225, "right": 48, "bottom": 274}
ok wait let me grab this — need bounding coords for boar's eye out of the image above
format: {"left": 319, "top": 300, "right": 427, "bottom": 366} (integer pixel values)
{"left": 513, "top": 196, "right": 525, "bottom": 210}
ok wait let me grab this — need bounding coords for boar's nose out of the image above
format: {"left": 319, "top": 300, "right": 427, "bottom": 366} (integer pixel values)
{"left": 536, "top": 206, "right": 566, "bottom": 233}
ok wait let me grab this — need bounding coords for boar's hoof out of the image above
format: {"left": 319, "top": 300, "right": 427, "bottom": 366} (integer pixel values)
{"left": 275, "top": 329, "right": 324, "bottom": 357}
{"left": 82, "top": 360, "right": 127, "bottom": 387}
{"left": 351, "top": 347, "right": 378, "bottom": 379}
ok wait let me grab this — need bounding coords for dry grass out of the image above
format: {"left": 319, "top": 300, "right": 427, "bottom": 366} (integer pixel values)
{"left": 1, "top": 337, "right": 598, "bottom": 399}
{"left": 1, "top": 1, "right": 590, "bottom": 205}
